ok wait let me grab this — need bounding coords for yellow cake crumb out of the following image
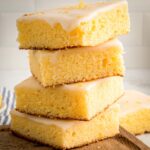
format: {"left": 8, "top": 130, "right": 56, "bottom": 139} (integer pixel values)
{"left": 11, "top": 104, "right": 120, "bottom": 149}
{"left": 15, "top": 76, "right": 123, "bottom": 120}
{"left": 29, "top": 39, "right": 124, "bottom": 86}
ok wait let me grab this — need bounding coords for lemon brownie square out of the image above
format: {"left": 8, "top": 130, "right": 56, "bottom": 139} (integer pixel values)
{"left": 29, "top": 39, "right": 124, "bottom": 86}
{"left": 17, "top": 0, "right": 130, "bottom": 50}
{"left": 119, "top": 90, "right": 150, "bottom": 135}
{"left": 15, "top": 76, "right": 123, "bottom": 120}
{"left": 11, "top": 104, "right": 119, "bottom": 149}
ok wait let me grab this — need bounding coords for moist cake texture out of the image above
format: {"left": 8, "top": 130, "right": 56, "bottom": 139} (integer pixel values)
{"left": 119, "top": 90, "right": 150, "bottom": 135}
{"left": 11, "top": 104, "right": 119, "bottom": 149}
{"left": 29, "top": 39, "right": 124, "bottom": 86}
{"left": 17, "top": 0, "right": 130, "bottom": 49}
{"left": 15, "top": 76, "right": 123, "bottom": 120}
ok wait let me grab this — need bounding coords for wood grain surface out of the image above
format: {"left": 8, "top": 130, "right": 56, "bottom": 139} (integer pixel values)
{"left": 0, "top": 126, "right": 149, "bottom": 150}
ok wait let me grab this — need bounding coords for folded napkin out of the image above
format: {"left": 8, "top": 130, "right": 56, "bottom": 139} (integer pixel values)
{"left": 0, "top": 87, "right": 15, "bottom": 125}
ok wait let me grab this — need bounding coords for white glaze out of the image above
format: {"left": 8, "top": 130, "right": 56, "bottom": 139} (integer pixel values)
{"left": 17, "top": 75, "right": 122, "bottom": 92}
{"left": 63, "top": 76, "right": 122, "bottom": 91}
{"left": 18, "top": 0, "right": 127, "bottom": 31}
{"left": 119, "top": 90, "right": 150, "bottom": 117}
{"left": 93, "top": 38, "right": 124, "bottom": 51}
{"left": 11, "top": 104, "right": 117, "bottom": 130}
{"left": 11, "top": 110, "right": 83, "bottom": 130}
{"left": 34, "top": 38, "right": 123, "bottom": 64}
{"left": 49, "top": 51, "right": 59, "bottom": 63}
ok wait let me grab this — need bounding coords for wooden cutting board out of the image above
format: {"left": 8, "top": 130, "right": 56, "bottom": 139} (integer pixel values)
{"left": 0, "top": 126, "right": 149, "bottom": 150}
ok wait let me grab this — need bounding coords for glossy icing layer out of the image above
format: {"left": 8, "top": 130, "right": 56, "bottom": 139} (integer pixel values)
{"left": 11, "top": 110, "right": 82, "bottom": 130}
{"left": 119, "top": 90, "right": 150, "bottom": 116}
{"left": 16, "top": 76, "right": 123, "bottom": 92}
{"left": 18, "top": 0, "right": 127, "bottom": 31}
{"left": 33, "top": 38, "right": 123, "bottom": 64}
{"left": 11, "top": 104, "right": 118, "bottom": 130}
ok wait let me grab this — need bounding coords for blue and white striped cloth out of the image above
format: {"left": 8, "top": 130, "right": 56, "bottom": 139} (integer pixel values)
{"left": 0, "top": 87, "right": 15, "bottom": 125}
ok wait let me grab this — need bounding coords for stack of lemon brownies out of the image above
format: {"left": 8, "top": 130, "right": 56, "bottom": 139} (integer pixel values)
{"left": 11, "top": 0, "right": 130, "bottom": 149}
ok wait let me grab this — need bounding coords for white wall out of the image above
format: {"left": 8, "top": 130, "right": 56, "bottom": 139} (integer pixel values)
{"left": 0, "top": 0, "right": 150, "bottom": 70}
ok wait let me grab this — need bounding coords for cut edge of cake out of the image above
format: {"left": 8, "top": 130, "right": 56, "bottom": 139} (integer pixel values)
{"left": 17, "top": 0, "right": 130, "bottom": 50}
{"left": 29, "top": 39, "right": 125, "bottom": 87}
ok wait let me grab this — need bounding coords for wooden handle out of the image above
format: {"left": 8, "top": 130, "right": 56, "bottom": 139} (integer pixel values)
{"left": 120, "top": 126, "right": 150, "bottom": 150}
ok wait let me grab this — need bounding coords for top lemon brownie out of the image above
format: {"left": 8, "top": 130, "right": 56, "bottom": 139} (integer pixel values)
{"left": 17, "top": 0, "right": 130, "bottom": 50}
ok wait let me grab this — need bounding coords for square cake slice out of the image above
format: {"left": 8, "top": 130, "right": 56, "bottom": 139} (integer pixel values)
{"left": 29, "top": 39, "right": 124, "bottom": 86}
{"left": 15, "top": 76, "right": 123, "bottom": 120}
{"left": 17, "top": 0, "right": 130, "bottom": 49}
{"left": 11, "top": 104, "right": 119, "bottom": 149}
{"left": 119, "top": 90, "right": 150, "bottom": 135}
